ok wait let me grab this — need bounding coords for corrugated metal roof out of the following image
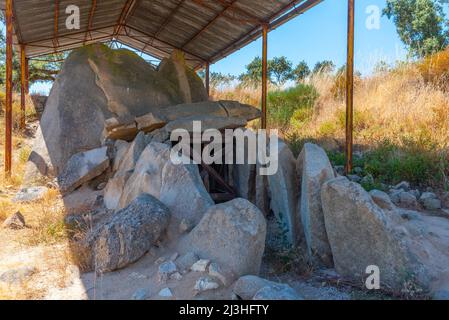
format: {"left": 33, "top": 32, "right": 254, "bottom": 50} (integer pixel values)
{"left": 1, "top": 0, "right": 322, "bottom": 68}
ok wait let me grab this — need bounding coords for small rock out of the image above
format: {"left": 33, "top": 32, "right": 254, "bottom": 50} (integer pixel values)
{"left": 2, "top": 211, "right": 26, "bottom": 230}
{"left": 13, "top": 186, "right": 48, "bottom": 203}
{"left": 370, "top": 190, "right": 395, "bottom": 210}
{"left": 176, "top": 252, "right": 199, "bottom": 271}
{"left": 433, "top": 290, "right": 449, "bottom": 300}
{"left": 132, "top": 288, "right": 149, "bottom": 300}
{"left": 194, "top": 277, "right": 220, "bottom": 292}
{"left": 179, "top": 218, "right": 193, "bottom": 233}
{"left": 394, "top": 181, "right": 410, "bottom": 191}
{"left": 0, "top": 266, "right": 37, "bottom": 285}
{"left": 158, "top": 288, "right": 173, "bottom": 298}
{"left": 442, "top": 192, "right": 449, "bottom": 208}
{"left": 360, "top": 174, "right": 374, "bottom": 186}
{"left": 353, "top": 167, "right": 363, "bottom": 175}
{"left": 155, "top": 257, "right": 166, "bottom": 265}
{"left": 170, "top": 272, "right": 183, "bottom": 281}
{"left": 191, "top": 259, "right": 210, "bottom": 272}
{"left": 347, "top": 174, "right": 361, "bottom": 183}
{"left": 64, "top": 214, "right": 88, "bottom": 235}
{"left": 390, "top": 190, "right": 418, "bottom": 209}
{"left": 253, "top": 284, "right": 303, "bottom": 300}
{"left": 419, "top": 192, "right": 441, "bottom": 210}
{"left": 426, "top": 187, "right": 434, "bottom": 193}
{"left": 443, "top": 209, "right": 449, "bottom": 216}
{"left": 158, "top": 261, "right": 177, "bottom": 282}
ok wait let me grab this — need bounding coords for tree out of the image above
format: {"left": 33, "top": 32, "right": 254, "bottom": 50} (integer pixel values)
{"left": 0, "top": 12, "right": 65, "bottom": 90}
{"left": 292, "top": 60, "right": 310, "bottom": 82}
{"left": 383, "top": 0, "right": 449, "bottom": 58}
{"left": 270, "top": 56, "right": 293, "bottom": 86}
{"left": 313, "top": 60, "right": 335, "bottom": 74}
{"left": 238, "top": 57, "right": 268, "bottom": 87}
{"left": 210, "top": 72, "right": 236, "bottom": 88}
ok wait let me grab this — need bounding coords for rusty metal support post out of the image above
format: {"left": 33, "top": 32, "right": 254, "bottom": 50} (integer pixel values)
{"left": 345, "top": 0, "right": 355, "bottom": 175}
{"left": 5, "top": 0, "right": 13, "bottom": 176}
{"left": 20, "top": 45, "right": 26, "bottom": 131}
{"left": 261, "top": 24, "right": 268, "bottom": 130}
{"left": 205, "top": 62, "right": 210, "bottom": 97}
{"left": 25, "top": 58, "right": 30, "bottom": 94}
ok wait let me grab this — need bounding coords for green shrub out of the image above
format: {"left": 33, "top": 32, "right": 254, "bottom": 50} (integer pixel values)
{"left": 327, "top": 139, "right": 443, "bottom": 188}
{"left": 268, "top": 84, "right": 318, "bottom": 128}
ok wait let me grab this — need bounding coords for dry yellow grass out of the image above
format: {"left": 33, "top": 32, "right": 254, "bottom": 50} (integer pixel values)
{"left": 212, "top": 63, "right": 449, "bottom": 150}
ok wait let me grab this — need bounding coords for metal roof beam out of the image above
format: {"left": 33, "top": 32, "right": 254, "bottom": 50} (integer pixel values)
{"left": 83, "top": 0, "right": 97, "bottom": 45}
{"left": 113, "top": 0, "right": 138, "bottom": 37}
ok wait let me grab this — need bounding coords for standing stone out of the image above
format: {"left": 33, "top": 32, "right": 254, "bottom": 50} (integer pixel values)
{"left": 57, "top": 147, "right": 109, "bottom": 195}
{"left": 267, "top": 138, "right": 299, "bottom": 245}
{"left": 158, "top": 261, "right": 178, "bottom": 282}
{"left": 118, "top": 142, "right": 213, "bottom": 227}
{"left": 296, "top": 143, "right": 335, "bottom": 266}
{"left": 233, "top": 275, "right": 302, "bottom": 300}
{"left": 182, "top": 198, "right": 266, "bottom": 277}
{"left": 86, "top": 194, "right": 170, "bottom": 273}
{"left": 112, "top": 140, "right": 130, "bottom": 171}
{"left": 321, "top": 177, "right": 449, "bottom": 293}
{"left": 2, "top": 211, "right": 26, "bottom": 230}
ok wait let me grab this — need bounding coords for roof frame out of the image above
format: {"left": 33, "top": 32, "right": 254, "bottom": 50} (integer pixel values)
{"left": 2, "top": 0, "right": 322, "bottom": 68}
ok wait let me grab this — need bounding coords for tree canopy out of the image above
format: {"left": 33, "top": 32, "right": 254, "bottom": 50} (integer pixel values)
{"left": 0, "top": 12, "right": 65, "bottom": 90}
{"left": 383, "top": 0, "right": 449, "bottom": 58}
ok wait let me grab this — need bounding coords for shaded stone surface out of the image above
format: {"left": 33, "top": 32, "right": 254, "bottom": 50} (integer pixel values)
{"left": 86, "top": 194, "right": 170, "bottom": 273}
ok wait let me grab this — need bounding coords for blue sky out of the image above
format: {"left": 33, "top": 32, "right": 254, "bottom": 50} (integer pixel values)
{"left": 211, "top": 0, "right": 408, "bottom": 77}
{"left": 32, "top": 0, "right": 411, "bottom": 93}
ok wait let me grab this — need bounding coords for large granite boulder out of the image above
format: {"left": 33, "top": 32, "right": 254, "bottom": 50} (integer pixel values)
{"left": 181, "top": 198, "right": 267, "bottom": 277}
{"left": 233, "top": 275, "right": 302, "bottom": 300}
{"left": 86, "top": 194, "right": 170, "bottom": 273}
{"left": 321, "top": 177, "right": 449, "bottom": 294}
{"left": 297, "top": 143, "right": 335, "bottom": 267}
{"left": 24, "top": 44, "right": 207, "bottom": 183}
